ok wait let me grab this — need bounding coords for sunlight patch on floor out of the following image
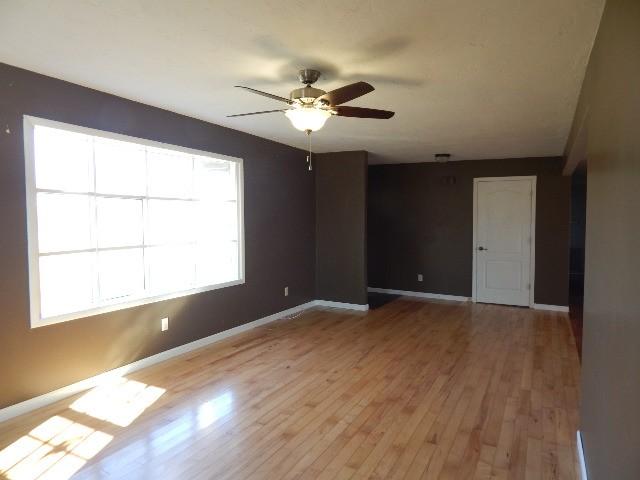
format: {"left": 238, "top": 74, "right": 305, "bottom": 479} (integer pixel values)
{"left": 70, "top": 377, "right": 166, "bottom": 427}
{"left": 0, "top": 377, "right": 166, "bottom": 479}
{"left": 0, "top": 415, "right": 112, "bottom": 480}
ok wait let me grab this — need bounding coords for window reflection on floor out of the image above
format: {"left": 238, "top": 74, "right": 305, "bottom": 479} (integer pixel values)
{"left": 197, "top": 391, "right": 233, "bottom": 430}
{"left": 0, "top": 377, "right": 165, "bottom": 480}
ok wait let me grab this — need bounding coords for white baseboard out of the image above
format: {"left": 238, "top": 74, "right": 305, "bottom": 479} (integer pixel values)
{"left": 314, "top": 300, "right": 369, "bottom": 311}
{"left": 577, "top": 430, "right": 588, "bottom": 480}
{"left": 533, "top": 303, "right": 569, "bottom": 312}
{"left": 0, "top": 294, "right": 565, "bottom": 424}
{"left": 368, "top": 288, "right": 570, "bottom": 313}
{"left": 0, "top": 300, "right": 317, "bottom": 423}
{"left": 368, "top": 287, "right": 470, "bottom": 303}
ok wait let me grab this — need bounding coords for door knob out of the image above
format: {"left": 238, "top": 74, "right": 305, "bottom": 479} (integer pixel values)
{"left": 478, "top": 246, "right": 487, "bottom": 251}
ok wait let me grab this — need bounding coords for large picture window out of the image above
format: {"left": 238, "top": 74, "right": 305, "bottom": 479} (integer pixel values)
{"left": 24, "top": 116, "right": 244, "bottom": 327}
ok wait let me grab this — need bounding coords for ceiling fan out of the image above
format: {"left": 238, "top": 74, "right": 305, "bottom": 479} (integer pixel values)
{"left": 228, "top": 69, "right": 394, "bottom": 170}
{"left": 228, "top": 68, "right": 394, "bottom": 132}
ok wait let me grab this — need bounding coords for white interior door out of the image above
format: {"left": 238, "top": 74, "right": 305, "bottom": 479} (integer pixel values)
{"left": 474, "top": 177, "right": 535, "bottom": 307}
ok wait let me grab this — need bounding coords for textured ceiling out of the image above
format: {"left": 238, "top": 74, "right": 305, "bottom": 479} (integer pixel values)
{"left": 0, "top": 0, "right": 604, "bottom": 164}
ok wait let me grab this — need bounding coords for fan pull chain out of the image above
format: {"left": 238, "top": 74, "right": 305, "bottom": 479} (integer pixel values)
{"left": 305, "top": 129, "right": 312, "bottom": 171}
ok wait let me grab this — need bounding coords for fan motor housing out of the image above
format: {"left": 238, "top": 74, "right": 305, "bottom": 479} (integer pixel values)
{"left": 290, "top": 86, "right": 325, "bottom": 104}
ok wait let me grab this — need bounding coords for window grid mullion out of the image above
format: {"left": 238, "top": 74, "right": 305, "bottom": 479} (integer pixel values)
{"left": 35, "top": 187, "right": 198, "bottom": 202}
{"left": 237, "top": 164, "right": 242, "bottom": 280}
{"left": 191, "top": 156, "right": 198, "bottom": 286}
{"left": 90, "top": 137, "right": 100, "bottom": 303}
{"left": 143, "top": 147, "right": 150, "bottom": 294}
{"left": 27, "top": 117, "right": 244, "bottom": 326}
{"left": 38, "top": 240, "right": 199, "bottom": 257}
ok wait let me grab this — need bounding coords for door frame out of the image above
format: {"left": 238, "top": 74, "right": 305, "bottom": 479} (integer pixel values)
{"left": 472, "top": 176, "right": 537, "bottom": 307}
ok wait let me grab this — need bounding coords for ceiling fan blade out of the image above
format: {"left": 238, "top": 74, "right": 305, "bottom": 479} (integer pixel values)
{"left": 334, "top": 106, "right": 395, "bottom": 119}
{"left": 316, "top": 81, "right": 374, "bottom": 106}
{"left": 227, "top": 109, "right": 287, "bottom": 118}
{"left": 234, "top": 86, "right": 292, "bottom": 104}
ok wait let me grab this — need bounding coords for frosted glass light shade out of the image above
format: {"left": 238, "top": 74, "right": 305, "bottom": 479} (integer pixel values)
{"left": 285, "top": 107, "right": 332, "bottom": 132}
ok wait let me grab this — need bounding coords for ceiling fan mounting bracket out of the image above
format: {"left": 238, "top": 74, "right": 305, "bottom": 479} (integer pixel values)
{"left": 298, "top": 69, "right": 321, "bottom": 86}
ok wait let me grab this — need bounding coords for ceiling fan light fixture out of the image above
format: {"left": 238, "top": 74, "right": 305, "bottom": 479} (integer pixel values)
{"left": 285, "top": 106, "right": 332, "bottom": 132}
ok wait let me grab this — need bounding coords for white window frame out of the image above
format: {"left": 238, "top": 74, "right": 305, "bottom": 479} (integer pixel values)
{"left": 24, "top": 115, "right": 245, "bottom": 328}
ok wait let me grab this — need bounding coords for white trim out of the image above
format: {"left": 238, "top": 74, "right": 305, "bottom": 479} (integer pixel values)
{"left": 368, "top": 287, "right": 470, "bottom": 302}
{"left": 314, "top": 300, "right": 369, "bottom": 311}
{"left": 0, "top": 301, "right": 317, "bottom": 423}
{"left": 24, "top": 116, "right": 41, "bottom": 328}
{"left": 35, "top": 280, "right": 247, "bottom": 328}
{"left": 577, "top": 430, "right": 588, "bottom": 480}
{"left": 472, "top": 176, "right": 537, "bottom": 308}
{"left": 0, "top": 296, "right": 571, "bottom": 423}
{"left": 471, "top": 175, "right": 537, "bottom": 183}
{"left": 533, "top": 303, "right": 569, "bottom": 312}
{"left": 23, "top": 115, "right": 246, "bottom": 328}
{"left": 531, "top": 178, "right": 537, "bottom": 308}
{"left": 472, "top": 180, "right": 478, "bottom": 302}
{"left": 23, "top": 115, "right": 245, "bottom": 164}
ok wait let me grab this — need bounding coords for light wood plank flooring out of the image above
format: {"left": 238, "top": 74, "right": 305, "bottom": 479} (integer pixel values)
{"left": 0, "top": 298, "right": 581, "bottom": 479}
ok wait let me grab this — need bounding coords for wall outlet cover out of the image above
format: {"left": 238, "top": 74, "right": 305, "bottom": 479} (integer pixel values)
{"left": 418, "top": 274, "right": 423, "bottom": 282}
{"left": 284, "top": 287, "right": 289, "bottom": 297}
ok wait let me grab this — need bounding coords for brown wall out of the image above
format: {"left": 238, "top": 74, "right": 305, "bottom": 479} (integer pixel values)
{"left": 566, "top": 0, "right": 640, "bottom": 478}
{"left": 368, "top": 157, "right": 570, "bottom": 305}
{"left": 315, "top": 151, "right": 368, "bottom": 305}
{"left": 0, "top": 63, "right": 316, "bottom": 408}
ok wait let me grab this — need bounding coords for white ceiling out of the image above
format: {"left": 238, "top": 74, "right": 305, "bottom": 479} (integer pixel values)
{"left": 0, "top": 0, "right": 604, "bottom": 164}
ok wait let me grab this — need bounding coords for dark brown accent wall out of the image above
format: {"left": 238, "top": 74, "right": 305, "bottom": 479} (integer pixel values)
{"left": 566, "top": 0, "right": 640, "bottom": 478}
{"left": 315, "top": 151, "right": 368, "bottom": 305}
{"left": 0, "top": 63, "right": 316, "bottom": 409}
{"left": 368, "top": 157, "right": 570, "bottom": 305}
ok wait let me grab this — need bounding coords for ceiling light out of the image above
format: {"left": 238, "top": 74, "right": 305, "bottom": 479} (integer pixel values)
{"left": 285, "top": 106, "right": 332, "bottom": 132}
{"left": 228, "top": 70, "right": 394, "bottom": 171}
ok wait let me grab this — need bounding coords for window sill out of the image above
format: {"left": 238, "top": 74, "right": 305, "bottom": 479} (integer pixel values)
{"left": 31, "top": 278, "right": 245, "bottom": 328}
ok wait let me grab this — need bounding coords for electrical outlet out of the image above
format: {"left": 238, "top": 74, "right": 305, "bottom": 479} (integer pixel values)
{"left": 417, "top": 274, "right": 423, "bottom": 282}
{"left": 284, "top": 286, "right": 289, "bottom": 297}
{"left": 161, "top": 317, "right": 169, "bottom": 331}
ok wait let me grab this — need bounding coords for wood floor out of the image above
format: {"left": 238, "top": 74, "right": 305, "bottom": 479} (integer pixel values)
{"left": 0, "top": 298, "right": 581, "bottom": 480}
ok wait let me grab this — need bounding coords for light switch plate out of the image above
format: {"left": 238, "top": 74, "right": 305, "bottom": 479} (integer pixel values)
{"left": 161, "top": 317, "right": 169, "bottom": 331}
